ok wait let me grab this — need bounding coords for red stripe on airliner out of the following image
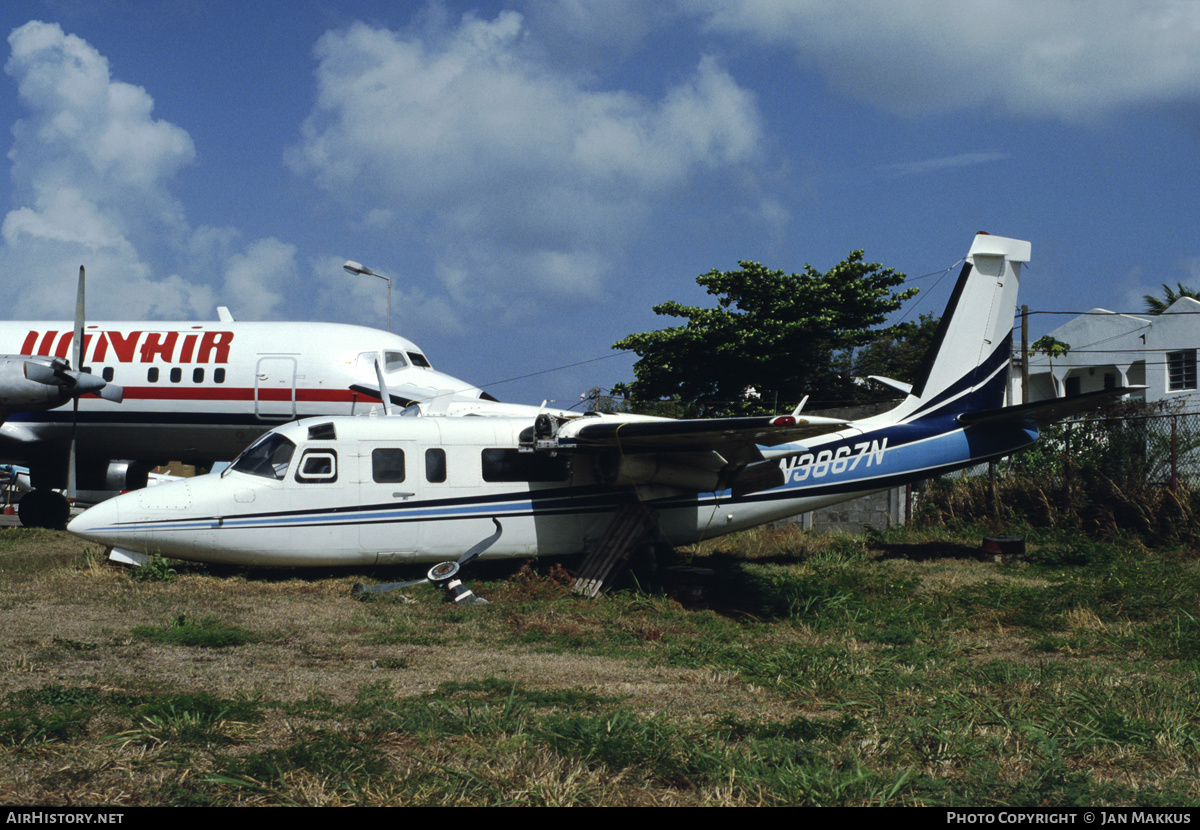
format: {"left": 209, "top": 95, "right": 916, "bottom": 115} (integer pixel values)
{"left": 111, "top": 387, "right": 371, "bottom": 402}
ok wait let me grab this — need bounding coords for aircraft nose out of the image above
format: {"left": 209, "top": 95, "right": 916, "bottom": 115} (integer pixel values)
{"left": 67, "top": 496, "right": 121, "bottom": 546}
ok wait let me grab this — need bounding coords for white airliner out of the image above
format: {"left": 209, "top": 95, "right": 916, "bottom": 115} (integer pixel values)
{"left": 68, "top": 234, "right": 1130, "bottom": 588}
{"left": 0, "top": 308, "right": 494, "bottom": 527}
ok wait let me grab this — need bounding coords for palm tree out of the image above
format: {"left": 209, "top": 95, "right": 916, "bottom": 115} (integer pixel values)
{"left": 1142, "top": 282, "right": 1200, "bottom": 314}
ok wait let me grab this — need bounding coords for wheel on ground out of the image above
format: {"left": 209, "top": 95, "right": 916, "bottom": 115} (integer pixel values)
{"left": 18, "top": 490, "right": 70, "bottom": 530}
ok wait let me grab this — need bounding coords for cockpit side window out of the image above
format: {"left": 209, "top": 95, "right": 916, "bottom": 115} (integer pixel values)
{"left": 229, "top": 433, "right": 296, "bottom": 480}
{"left": 383, "top": 351, "right": 408, "bottom": 372}
{"left": 407, "top": 352, "right": 431, "bottom": 368}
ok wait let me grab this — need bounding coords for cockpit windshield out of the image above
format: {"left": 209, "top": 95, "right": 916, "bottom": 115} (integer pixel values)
{"left": 227, "top": 433, "right": 297, "bottom": 480}
{"left": 383, "top": 351, "right": 408, "bottom": 372}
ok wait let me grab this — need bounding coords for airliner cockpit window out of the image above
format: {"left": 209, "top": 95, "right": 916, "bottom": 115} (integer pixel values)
{"left": 228, "top": 433, "right": 296, "bottom": 480}
{"left": 384, "top": 351, "right": 408, "bottom": 372}
{"left": 407, "top": 352, "right": 432, "bottom": 368}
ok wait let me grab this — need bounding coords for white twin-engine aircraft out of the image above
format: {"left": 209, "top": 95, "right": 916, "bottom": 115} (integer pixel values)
{"left": 0, "top": 306, "right": 499, "bottom": 527}
{"left": 68, "top": 234, "right": 1126, "bottom": 581}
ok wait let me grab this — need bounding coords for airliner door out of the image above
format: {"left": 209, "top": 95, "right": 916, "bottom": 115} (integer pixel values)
{"left": 255, "top": 356, "right": 297, "bottom": 420}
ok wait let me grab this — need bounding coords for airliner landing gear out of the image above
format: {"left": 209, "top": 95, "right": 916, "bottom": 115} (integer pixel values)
{"left": 18, "top": 489, "right": 70, "bottom": 530}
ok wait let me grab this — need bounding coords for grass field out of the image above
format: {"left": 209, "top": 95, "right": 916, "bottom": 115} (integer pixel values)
{"left": 2, "top": 522, "right": 1199, "bottom": 806}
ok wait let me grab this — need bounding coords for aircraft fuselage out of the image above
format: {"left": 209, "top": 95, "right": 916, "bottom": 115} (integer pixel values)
{"left": 67, "top": 411, "right": 1038, "bottom": 567}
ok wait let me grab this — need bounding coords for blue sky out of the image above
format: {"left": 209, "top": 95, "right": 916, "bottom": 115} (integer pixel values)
{"left": 0, "top": 0, "right": 1196, "bottom": 405}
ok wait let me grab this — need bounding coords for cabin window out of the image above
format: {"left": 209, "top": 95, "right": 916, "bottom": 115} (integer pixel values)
{"left": 308, "top": 422, "right": 336, "bottom": 441}
{"left": 102, "top": 367, "right": 114, "bottom": 382}
{"left": 214, "top": 368, "right": 226, "bottom": 383}
{"left": 229, "top": 433, "right": 296, "bottom": 480}
{"left": 193, "top": 368, "right": 204, "bottom": 383}
{"left": 1168, "top": 350, "right": 1197, "bottom": 391}
{"left": 295, "top": 449, "right": 337, "bottom": 483}
{"left": 372, "top": 448, "right": 406, "bottom": 483}
{"left": 481, "top": 448, "right": 569, "bottom": 482}
{"left": 426, "top": 448, "right": 446, "bottom": 483}
{"left": 147, "top": 367, "right": 159, "bottom": 383}
{"left": 170, "top": 367, "right": 182, "bottom": 383}
{"left": 407, "top": 352, "right": 432, "bottom": 368}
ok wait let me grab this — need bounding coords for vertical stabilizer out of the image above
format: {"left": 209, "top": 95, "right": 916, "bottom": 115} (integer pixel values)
{"left": 891, "top": 233, "right": 1030, "bottom": 422}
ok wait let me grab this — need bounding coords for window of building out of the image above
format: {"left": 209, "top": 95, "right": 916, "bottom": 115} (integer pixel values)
{"left": 1168, "top": 350, "right": 1197, "bottom": 391}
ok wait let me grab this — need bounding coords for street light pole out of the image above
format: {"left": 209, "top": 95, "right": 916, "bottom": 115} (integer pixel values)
{"left": 343, "top": 260, "right": 392, "bottom": 332}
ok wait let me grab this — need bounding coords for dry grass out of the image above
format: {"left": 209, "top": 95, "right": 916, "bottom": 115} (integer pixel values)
{"left": 3, "top": 525, "right": 1200, "bottom": 806}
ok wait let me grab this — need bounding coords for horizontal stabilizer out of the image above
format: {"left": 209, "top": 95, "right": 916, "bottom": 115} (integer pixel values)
{"left": 957, "top": 387, "right": 1147, "bottom": 428}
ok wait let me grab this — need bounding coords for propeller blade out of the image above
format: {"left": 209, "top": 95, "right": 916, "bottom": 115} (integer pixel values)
{"left": 72, "top": 266, "right": 84, "bottom": 375}
{"left": 350, "top": 577, "right": 429, "bottom": 597}
{"left": 67, "top": 265, "right": 85, "bottom": 507}
{"left": 373, "top": 358, "right": 393, "bottom": 416}
{"left": 350, "top": 519, "right": 503, "bottom": 601}
{"left": 457, "top": 517, "right": 503, "bottom": 568}
{"left": 97, "top": 383, "right": 124, "bottom": 403}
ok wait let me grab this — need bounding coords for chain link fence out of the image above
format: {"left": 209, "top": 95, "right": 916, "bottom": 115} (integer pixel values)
{"left": 922, "top": 404, "right": 1200, "bottom": 543}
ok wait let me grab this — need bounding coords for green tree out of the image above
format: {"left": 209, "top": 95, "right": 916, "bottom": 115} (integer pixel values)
{"left": 848, "top": 313, "right": 942, "bottom": 402}
{"left": 612, "top": 252, "right": 917, "bottom": 415}
{"left": 1142, "top": 282, "right": 1200, "bottom": 315}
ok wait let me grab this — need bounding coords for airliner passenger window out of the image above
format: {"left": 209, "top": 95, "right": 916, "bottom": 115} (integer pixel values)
{"left": 147, "top": 367, "right": 159, "bottom": 382}
{"left": 229, "top": 433, "right": 296, "bottom": 480}
{"left": 214, "top": 368, "right": 226, "bottom": 383}
{"left": 193, "top": 368, "right": 204, "bottom": 383}
{"left": 102, "top": 367, "right": 114, "bottom": 382}
{"left": 170, "top": 368, "right": 182, "bottom": 383}
{"left": 372, "top": 448, "right": 405, "bottom": 483}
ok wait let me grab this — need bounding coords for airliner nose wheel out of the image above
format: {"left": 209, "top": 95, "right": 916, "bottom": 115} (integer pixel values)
{"left": 351, "top": 518, "right": 502, "bottom": 604}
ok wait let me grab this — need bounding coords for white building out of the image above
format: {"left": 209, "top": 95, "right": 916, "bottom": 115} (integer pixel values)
{"left": 1019, "top": 297, "right": 1200, "bottom": 411}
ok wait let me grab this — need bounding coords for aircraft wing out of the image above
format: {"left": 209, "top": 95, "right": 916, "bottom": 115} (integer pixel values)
{"left": 553, "top": 413, "right": 852, "bottom": 495}
{"left": 559, "top": 413, "right": 851, "bottom": 454}
{"left": 956, "top": 387, "right": 1147, "bottom": 428}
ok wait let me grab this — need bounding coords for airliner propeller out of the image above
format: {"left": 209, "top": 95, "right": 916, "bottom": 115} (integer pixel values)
{"left": 20, "top": 267, "right": 124, "bottom": 405}
{"left": 351, "top": 518, "right": 502, "bottom": 604}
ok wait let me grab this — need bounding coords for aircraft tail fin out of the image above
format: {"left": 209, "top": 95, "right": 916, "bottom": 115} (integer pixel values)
{"left": 888, "top": 233, "right": 1030, "bottom": 422}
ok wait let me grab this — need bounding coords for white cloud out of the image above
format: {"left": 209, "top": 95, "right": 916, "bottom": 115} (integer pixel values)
{"left": 288, "top": 11, "right": 767, "bottom": 315}
{"left": 219, "top": 238, "right": 298, "bottom": 321}
{"left": 882, "top": 152, "right": 1012, "bottom": 177}
{"left": 686, "top": 0, "right": 1200, "bottom": 122}
{"left": 0, "top": 21, "right": 291, "bottom": 322}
